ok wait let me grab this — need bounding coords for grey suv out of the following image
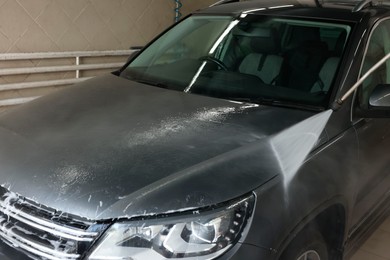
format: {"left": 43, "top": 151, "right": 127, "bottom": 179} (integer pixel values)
{"left": 0, "top": 0, "right": 390, "bottom": 259}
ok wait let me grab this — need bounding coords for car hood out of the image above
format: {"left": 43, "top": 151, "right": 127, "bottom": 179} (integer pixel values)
{"left": 0, "top": 74, "right": 319, "bottom": 220}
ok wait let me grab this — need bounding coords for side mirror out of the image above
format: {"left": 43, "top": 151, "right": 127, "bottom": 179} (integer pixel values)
{"left": 332, "top": 53, "right": 390, "bottom": 111}
{"left": 369, "top": 84, "right": 390, "bottom": 107}
{"left": 356, "top": 84, "right": 390, "bottom": 118}
{"left": 127, "top": 46, "right": 143, "bottom": 63}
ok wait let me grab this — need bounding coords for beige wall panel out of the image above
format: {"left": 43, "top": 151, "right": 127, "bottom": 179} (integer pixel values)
{"left": 0, "top": 0, "right": 215, "bottom": 54}
{"left": 0, "top": 0, "right": 215, "bottom": 107}
{"left": 181, "top": 0, "right": 216, "bottom": 15}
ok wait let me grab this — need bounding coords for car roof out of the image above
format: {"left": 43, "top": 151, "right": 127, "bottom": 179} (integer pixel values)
{"left": 195, "top": 0, "right": 390, "bottom": 23}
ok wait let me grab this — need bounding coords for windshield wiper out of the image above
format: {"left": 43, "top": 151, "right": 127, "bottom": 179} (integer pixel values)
{"left": 132, "top": 79, "right": 168, "bottom": 89}
{"left": 227, "top": 97, "right": 277, "bottom": 105}
{"left": 227, "top": 97, "right": 323, "bottom": 111}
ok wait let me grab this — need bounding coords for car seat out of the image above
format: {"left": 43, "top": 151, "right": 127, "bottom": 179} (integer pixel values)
{"left": 238, "top": 28, "right": 283, "bottom": 84}
{"left": 276, "top": 26, "right": 328, "bottom": 91}
{"left": 311, "top": 31, "right": 346, "bottom": 93}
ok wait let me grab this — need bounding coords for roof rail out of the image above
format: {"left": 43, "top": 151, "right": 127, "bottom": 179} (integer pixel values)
{"left": 323, "top": 0, "right": 385, "bottom": 12}
{"left": 209, "top": 0, "right": 240, "bottom": 7}
{"left": 352, "top": 0, "right": 373, "bottom": 12}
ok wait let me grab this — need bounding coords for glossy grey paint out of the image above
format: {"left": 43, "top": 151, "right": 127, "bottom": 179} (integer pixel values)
{"left": 1, "top": 1, "right": 390, "bottom": 259}
{"left": 0, "top": 74, "right": 315, "bottom": 220}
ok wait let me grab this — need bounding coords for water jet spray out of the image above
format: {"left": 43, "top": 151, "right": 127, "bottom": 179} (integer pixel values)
{"left": 270, "top": 110, "right": 333, "bottom": 189}
{"left": 274, "top": 52, "right": 390, "bottom": 189}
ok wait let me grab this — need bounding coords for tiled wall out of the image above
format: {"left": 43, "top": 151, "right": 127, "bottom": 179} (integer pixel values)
{"left": 0, "top": 0, "right": 215, "bottom": 53}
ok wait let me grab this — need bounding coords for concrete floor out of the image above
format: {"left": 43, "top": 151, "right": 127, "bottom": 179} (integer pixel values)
{"left": 351, "top": 217, "right": 390, "bottom": 260}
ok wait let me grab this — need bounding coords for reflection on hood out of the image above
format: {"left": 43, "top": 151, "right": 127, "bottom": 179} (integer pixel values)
{"left": 0, "top": 75, "right": 323, "bottom": 219}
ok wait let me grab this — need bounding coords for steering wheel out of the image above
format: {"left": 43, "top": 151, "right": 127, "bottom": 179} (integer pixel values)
{"left": 199, "top": 56, "right": 228, "bottom": 71}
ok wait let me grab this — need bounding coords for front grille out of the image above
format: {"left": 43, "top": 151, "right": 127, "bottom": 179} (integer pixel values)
{"left": 0, "top": 186, "right": 102, "bottom": 260}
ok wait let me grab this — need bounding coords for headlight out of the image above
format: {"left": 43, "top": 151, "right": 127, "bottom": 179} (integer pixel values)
{"left": 88, "top": 195, "right": 254, "bottom": 259}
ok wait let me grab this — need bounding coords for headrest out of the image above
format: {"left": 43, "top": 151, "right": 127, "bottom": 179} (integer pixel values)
{"left": 245, "top": 28, "right": 280, "bottom": 54}
{"left": 285, "top": 26, "right": 321, "bottom": 50}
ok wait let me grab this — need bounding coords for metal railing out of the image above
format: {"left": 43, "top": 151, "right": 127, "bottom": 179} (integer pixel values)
{"left": 0, "top": 50, "right": 134, "bottom": 108}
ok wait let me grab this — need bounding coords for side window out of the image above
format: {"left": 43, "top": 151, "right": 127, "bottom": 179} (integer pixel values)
{"left": 360, "top": 20, "right": 390, "bottom": 108}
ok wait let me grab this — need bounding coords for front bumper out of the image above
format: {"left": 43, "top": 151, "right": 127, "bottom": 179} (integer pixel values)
{"left": 0, "top": 238, "right": 274, "bottom": 260}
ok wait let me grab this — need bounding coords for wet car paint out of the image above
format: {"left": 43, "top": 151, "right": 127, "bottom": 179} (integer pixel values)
{"left": 0, "top": 1, "right": 390, "bottom": 259}
{"left": 0, "top": 74, "right": 317, "bottom": 220}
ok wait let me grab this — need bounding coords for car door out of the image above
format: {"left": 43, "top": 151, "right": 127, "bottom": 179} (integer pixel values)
{"left": 351, "top": 18, "right": 390, "bottom": 228}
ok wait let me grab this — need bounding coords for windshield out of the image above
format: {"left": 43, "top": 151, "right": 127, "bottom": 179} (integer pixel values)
{"left": 120, "top": 14, "right": 351, "bottom": 109}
